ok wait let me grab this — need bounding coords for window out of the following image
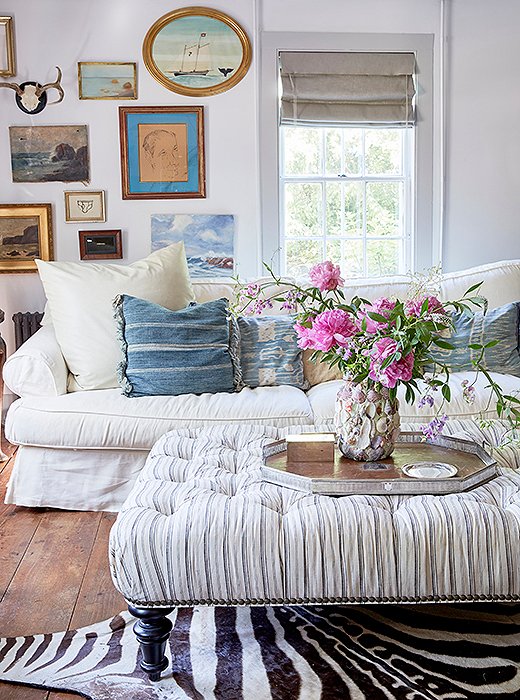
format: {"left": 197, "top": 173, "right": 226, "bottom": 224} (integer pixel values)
{"left": 280, "top": 124, "right": 413, "bottom": 278}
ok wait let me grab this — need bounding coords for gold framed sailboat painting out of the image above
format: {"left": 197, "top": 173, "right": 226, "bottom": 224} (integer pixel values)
{"left": 142, "top": 7, "right": 252, "bottom": 97}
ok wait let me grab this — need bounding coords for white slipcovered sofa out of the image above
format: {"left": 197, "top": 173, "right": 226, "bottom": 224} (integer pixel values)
{"left": 4, "top": 259, "right": 520, "bottom": 512}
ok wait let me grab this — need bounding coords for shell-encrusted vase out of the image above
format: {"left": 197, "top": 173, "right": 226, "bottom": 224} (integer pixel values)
{"left": 335, "top": 379, "right": 400, "bottom": 461}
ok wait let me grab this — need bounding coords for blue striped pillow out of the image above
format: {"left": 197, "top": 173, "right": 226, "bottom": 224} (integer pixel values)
{"left": 431, "top": 302, "right": 520, "bottom": 376}
{"left": 237, "top": 315, "right": 306, "bottom": 388}
{"left": 114, "top": 295, "right": 241, "bottom": 397}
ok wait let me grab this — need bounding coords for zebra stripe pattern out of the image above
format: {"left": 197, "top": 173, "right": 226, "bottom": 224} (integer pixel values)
{"left": 0, "top": 603, "right": 519, "bottom": 698}
{"left": 109, "top": 421, "right": 520, "bottom": 607}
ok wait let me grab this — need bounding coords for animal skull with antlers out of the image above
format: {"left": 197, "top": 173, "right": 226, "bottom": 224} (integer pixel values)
{"left": 0, "top": 67, "right": 64, "bottom": 114}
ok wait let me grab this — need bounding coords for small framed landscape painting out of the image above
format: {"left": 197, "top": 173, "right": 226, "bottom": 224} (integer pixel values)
{"left": 0, "top": 16, "right": 15, "bottom": 77}
{"left": 142, "top": 7, "right": 252, "bottom": 97}
{"left": 151, "top": 214, "right": 234, "bottom": 277}
{"left": 9, "top": 125, "right": 89, "bottom": 183}
{"left": 119, "top": 105, "right": 205, "bottom": 199}
{"left": 0, "top": 203, "right": 53, "bottom": 273}
{"left": 79, "top": 230, "right": 122, "bottom": 260}
{"left": 64, "top": 190, "right": 105, "bottom": 223}
{"left": 78, "top": 62, "right": 137, "bottom": 99}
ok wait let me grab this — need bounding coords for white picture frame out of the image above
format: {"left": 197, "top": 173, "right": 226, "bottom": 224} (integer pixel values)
{"left": 64, "top": 190, "right": 106, "bottom": 223}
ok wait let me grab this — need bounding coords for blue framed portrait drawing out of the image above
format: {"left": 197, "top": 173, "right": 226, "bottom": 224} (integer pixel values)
{"left": 119, "top": 105, "right": 205, "bottom": 199}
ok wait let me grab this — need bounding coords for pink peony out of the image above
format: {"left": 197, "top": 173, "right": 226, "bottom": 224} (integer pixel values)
{"left": 369, "top": 337, "right": 415, "bottom": 389}
{"left": 309, "top": 261, "right": 344, "bottom": 292}
{"left": 359, "top": 297, "right": 396, "bottom": 333}
{"left": 295, "top": 310, "right": 357, "bottom": 352}
{"left": 405, "top": 295, "right": 445, "bottom": 317}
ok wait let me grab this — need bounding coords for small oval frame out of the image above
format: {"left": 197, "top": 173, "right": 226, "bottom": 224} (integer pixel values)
{"left": 142, "top": 6, "right": 252, "bottom": 97}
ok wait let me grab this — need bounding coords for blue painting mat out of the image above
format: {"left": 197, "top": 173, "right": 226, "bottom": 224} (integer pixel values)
{"left": 126, "top": 112, "right": 200, "bottom": 194}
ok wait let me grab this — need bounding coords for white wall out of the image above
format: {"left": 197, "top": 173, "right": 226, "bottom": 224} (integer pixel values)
{"left": 0, "top": 0, "right": 259, "bottom": 354}
{"left": 1, "top": 0, "right": 520, "bottom": 357}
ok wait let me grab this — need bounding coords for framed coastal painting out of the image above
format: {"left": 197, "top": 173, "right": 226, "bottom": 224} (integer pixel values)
{"left": 78, "top": 62, "right": 137, "bottom": 99}
{"left": 0, "top": 16, "right": 15, "bottom": 77}
{"left": 142, "top": 7, "right": 252, "bottom": 97}
{"left": 119, "top": 105, "right": 205, "bottom": 199}
{"left": 0, "top": 203, "right": 53, "bottom": 273}
{"left": 64, "top": 190, "right": 105, "bottom": 222}
{"left": 79, "top": 230, "right": 122, "bottom": 260}
{"left": 9, "top": 125, "right": 89, "bottom": 183}
{"left": 151, "top": 214, "right": 234, "bottom": 277}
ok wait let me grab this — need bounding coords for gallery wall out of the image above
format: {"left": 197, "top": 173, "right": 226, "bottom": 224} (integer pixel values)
{"left": 1, "top": 0, "right": 520, "bottom": 357}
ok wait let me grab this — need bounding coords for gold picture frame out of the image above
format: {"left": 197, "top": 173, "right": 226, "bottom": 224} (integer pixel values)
{"left": 64, "top": 190, "right": 106, "bottom": 222}
{"left": 142, "top": 6, "right": 252, "bottom": 97}
{"left": 0, "top": 204, "right": 53, "bottom": 273}
{"left": 0, "top": 16, "right": 15, "bottom": 77}
{"left": 119, "top": 105, "right": 205, "bottom": 199}
{"left": 78, "top": 62, "right": 137, "bottom": 100}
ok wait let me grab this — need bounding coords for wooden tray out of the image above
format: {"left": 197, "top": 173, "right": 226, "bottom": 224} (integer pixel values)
{"left": 261, "top": 431, "right": 497, "bottom": 496}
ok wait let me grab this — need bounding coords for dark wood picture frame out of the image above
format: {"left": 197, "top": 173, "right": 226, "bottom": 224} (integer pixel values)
{"left": 79, "top": 229, "right": 122, "bottom": 260}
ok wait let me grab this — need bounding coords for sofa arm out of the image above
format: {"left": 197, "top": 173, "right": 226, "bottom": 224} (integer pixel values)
{"left": 3, "top": 325, "right": 68, "bottom": 397}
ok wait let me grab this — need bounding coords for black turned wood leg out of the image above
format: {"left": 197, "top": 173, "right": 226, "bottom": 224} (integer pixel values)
{"left": 129, "top": 605, "right": 174, "bottom": 682}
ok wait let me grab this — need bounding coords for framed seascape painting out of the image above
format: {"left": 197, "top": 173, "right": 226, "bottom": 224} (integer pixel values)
{"left": 9, "top": 125, "right": 89, "bottom": 183}
{"left": 78, "top": 62, "right": 137, "bottom": 99}
{"left": 64, "top": 190, "right": 105, "bottom": 223}
{"left": 0, "top": 204, "right": 53, "bottom": 273}
{"left": 119, "top": 106, "right": 205, "bottom": 199}
{"left": 0, "top": 16, "right": 15, "bottom": 77}
{"left": 151, "top": 214, "right": 234, "bottom": 277}
{"left": 142, "top": 7, "right": 252, "bottom": 97}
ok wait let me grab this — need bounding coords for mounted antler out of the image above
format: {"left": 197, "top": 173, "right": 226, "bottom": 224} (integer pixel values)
{"left": 35, "top": 67, "right": 64, "bottom": 105}
{"left": 0, "top": 66, "right": 64, "bottom": 114}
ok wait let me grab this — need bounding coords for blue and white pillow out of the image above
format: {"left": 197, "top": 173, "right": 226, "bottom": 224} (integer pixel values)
{"left": 114, "top": 295, "right": 241, "bottom": 397}
{"left": 237, "top": 315, "right": 306, "bottom": 388}
{"left": 431, "top": 302, "right": 520, "bottom": 376}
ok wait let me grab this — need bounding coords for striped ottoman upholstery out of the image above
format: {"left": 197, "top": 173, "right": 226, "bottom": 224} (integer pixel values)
{"left": 109, "top": 420, "right": 520, "bottom": 679}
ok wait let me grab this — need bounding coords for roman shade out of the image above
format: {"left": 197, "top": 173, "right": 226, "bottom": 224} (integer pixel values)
{"left": 280, "top": 51, "right": 416, "bottom": 127}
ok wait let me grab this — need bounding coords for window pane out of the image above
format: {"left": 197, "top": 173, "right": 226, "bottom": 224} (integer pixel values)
{"left": 326, "top": 238, "right": 364, "bottom": 278}
{"left": 344, "top": 129, "right": 363, "bottom": 175}
{"left": 326, "top": 182, "right": 363, "bottom": 237}
{"left": 367, "top": 239, "right": 401, "bottom": 276}
{"left": 286, "top": 239, "right": 323, "bottom": 277}
{"left": 285, "top": 183, "right": 323, "bottom": 237}
{"left": 365, "top": 130, "right": 402, "bottom": 175}
{"left": 283, "top": 127, "right": 321, "bottom": 175}
{"left": 366, "top": 182, "right": 402, "bottom": 237}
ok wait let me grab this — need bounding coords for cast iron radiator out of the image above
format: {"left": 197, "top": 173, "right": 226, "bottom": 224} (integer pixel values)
{"left": 12, "top": 311, "right": 44, "bottom": 350}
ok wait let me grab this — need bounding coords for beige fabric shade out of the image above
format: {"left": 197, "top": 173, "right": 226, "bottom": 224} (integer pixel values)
{"left": 280, "top": 51, "right": 416, "bottom": 127}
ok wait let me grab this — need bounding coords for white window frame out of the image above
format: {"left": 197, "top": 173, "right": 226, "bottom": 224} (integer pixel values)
{"left": 279, "top": 125, "right": 415, "bottom": 277}
{"left": 259, "top": 32, "right": 435, "bottom": 276}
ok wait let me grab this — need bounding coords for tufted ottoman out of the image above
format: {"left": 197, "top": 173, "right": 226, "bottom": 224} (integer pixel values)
{"left": 109, "top": 421, "right": 520, "bottom": 681}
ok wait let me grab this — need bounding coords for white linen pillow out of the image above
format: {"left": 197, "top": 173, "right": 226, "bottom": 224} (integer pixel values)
{"left": 36, "top": 243, "right": 194, "bottom": 391}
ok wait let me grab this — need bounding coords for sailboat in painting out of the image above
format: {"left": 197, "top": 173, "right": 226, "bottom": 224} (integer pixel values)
{"left": 170, "top": 33, "right": 211, "bottom": 76}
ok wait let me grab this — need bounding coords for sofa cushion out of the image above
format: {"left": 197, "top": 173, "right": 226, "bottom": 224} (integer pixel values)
{"left": 431, "top": 302, "right": 520, "bottom": 376}
{"left": 307, "top": 372, "right": 520, "bottom": 426}
{"left": 440, "top": 260, "right": 520, "bottom": 310}
{"left": 237, "top": 315, "right": 306, "bottom": 388}
{"left": 35, "top": 243, "right": 194, "bottom": 392}
{"left": 114, "top": 295, "right": 241, "bottom": 397}
{"left": 5, "top": 386, "right": 314, "bottom": 450}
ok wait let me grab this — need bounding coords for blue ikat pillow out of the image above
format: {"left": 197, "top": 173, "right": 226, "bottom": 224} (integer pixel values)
{"left": 237, "top": 315, "right": 307, "bottom": 389}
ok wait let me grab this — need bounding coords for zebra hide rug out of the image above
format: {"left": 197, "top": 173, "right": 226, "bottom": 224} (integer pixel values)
{"left": 0, "top": 603, "right": 519, "bottom": 699}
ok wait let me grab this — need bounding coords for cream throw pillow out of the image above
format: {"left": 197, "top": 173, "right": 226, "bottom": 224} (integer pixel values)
{"left": 303, "top": 350, "right": 343, "bottom": 386}
{"left": 36, "top": 243, "right": 194, "bottom": 391}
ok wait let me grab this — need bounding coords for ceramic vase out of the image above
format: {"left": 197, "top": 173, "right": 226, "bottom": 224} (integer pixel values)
{"left": 335, "top": 379, "right": 400, "bottom": 461}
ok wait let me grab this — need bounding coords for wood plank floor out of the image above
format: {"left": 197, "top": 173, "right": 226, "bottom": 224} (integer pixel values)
{"left": 0, "top": 435, "right": 125, "bottom": 700}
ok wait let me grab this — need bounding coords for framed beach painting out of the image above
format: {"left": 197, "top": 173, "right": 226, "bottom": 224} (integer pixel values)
{"left": 78, "top": 62, "right": 137, "bottom": 99}
{"left": 64, "top": 190, "right": 105, "bottom": 222}
{"left": 0, "top": 16, "right": 15, "bottom": 77}
{"left": 151, "top": 214, "right": 234, "bottom": 277}
{"left": 142, "top": 7, "right": 252, "bottom": 97}
{"left": 0, "top": 203, "right": 53, "bottom": 273}
{"left": 9, "top": 125, "right": 89, "bottom": 183}
{"left": 119, "top": 106, "right": 205, "bottom": 199}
